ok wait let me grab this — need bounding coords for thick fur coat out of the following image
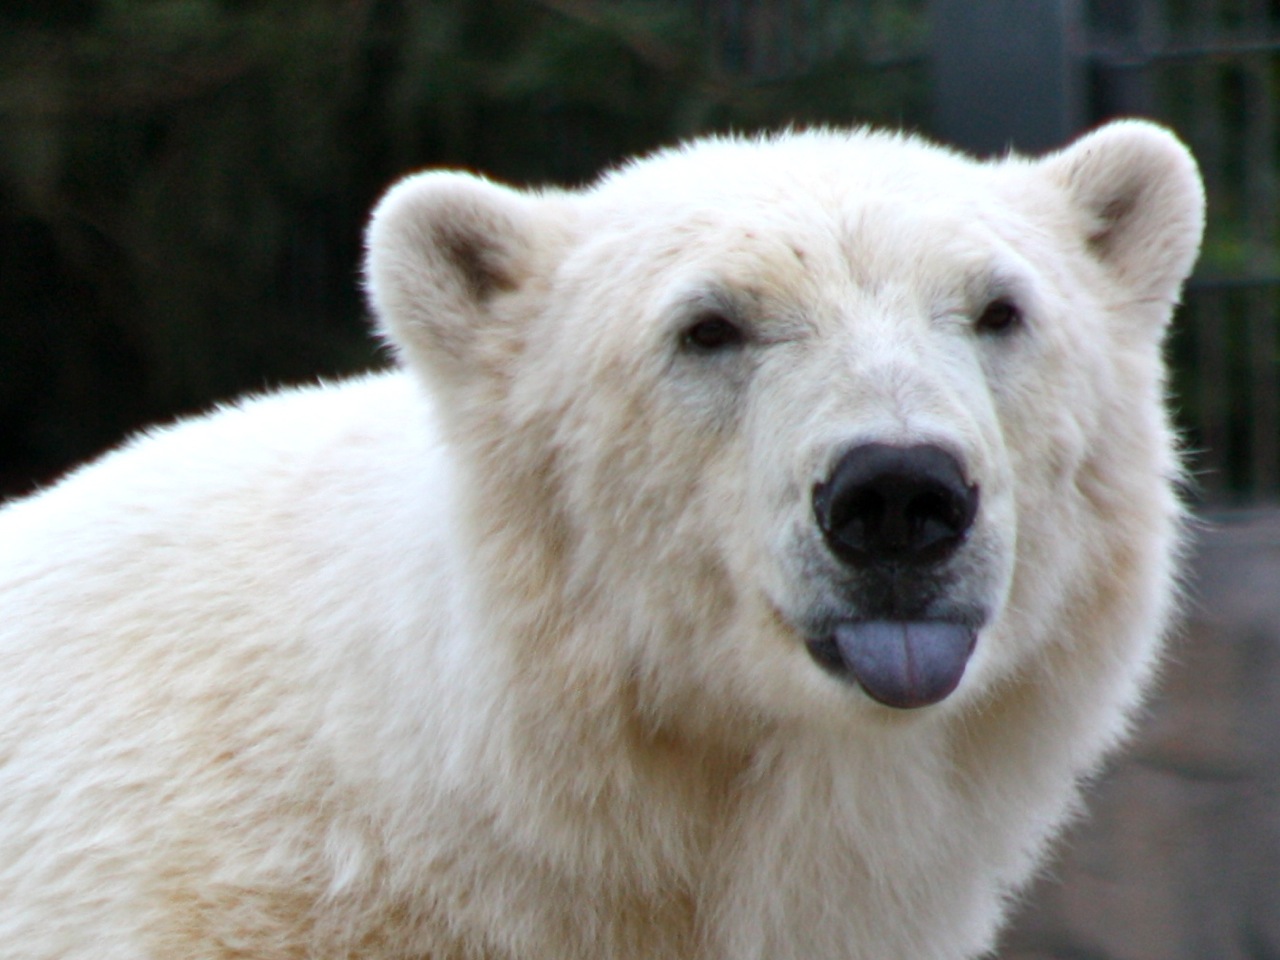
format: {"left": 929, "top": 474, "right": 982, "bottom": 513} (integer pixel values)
{"left": 0, "top": 121, "right": 1204, "bottom": 959}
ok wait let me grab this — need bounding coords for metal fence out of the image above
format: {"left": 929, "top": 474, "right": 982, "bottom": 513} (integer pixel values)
{"left": 932, "top": 0, "right": 1280, "bottom": 502}
{"left": 1083, "top": 1, "right": 1280, "bottom": 501}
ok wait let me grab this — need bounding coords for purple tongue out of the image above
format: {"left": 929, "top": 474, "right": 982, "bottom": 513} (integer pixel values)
{"left": 832, "top": 621, "right": 976, "bottom": 709}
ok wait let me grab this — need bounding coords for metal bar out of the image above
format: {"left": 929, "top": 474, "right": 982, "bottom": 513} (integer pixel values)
{"left": 1243, "top": 0, "right": 1279, "bottom": 496}
{"left": 1088, "top": 36, "right": 1280, "bottom": 65}
{"left": 1193, "top": 293, "right": 1232, "bottom": 498}
{"left": 1246, "top": 287, "right": 1279, "bottom": 495}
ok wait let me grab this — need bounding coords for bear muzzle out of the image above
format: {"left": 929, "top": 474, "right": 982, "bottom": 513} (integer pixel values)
{"left": 808, "top": 443, "right": 982, "bottom": 708}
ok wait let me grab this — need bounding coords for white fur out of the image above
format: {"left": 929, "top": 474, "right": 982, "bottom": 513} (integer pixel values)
{"left": 0, "top": 121, "right": 1203, "bottom": 959}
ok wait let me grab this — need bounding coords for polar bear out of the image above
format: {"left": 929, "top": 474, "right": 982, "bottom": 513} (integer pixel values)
{"left": 0, "top": 120, "right": 1203, "bottom": 959}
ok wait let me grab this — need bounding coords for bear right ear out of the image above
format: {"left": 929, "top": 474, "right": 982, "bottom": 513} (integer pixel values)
{"left": 364, "top": 171, "right": 565, "bottom": 383}
{"left": 1044, "top": 120, "right": 1205, "bottom": 317}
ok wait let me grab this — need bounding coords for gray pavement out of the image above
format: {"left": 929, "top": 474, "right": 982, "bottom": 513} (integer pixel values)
{"left": 1003, "top": 508, "right": 1280, "bottom": 960}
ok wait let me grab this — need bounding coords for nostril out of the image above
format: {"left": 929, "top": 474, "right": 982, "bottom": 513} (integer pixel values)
{"left": 836, "top": 489, "right": 886, "bottom": 547}
{"left": 815, "top": 443, "right": 978, "bottom": 565}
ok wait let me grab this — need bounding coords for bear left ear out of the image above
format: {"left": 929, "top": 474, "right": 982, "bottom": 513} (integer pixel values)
{"left": 1045, "top": 120, "right": 1205, "bottom": 312}
{"left": 364, "top": 171, "right": 569, "bottom": 385}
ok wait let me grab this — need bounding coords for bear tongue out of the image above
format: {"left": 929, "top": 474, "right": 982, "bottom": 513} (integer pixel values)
{"left": 832, "top": 621, "right": 976, "bottom": 710}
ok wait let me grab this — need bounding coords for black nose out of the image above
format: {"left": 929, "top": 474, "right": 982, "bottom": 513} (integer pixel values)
{"left": 814, "top": 443, "right": 979, "bottom": 566}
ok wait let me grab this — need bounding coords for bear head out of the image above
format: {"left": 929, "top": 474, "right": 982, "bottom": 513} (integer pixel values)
{"left": 364, "top": 121, "right": 1204, "bottom": 744}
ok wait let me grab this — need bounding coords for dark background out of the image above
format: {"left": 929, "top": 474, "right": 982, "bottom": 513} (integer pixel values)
{"left": 2, "top": 0, "right": 930, "bottom": 498}
{"left": 3, "top": 0, "right": 1276, "bottom": 503}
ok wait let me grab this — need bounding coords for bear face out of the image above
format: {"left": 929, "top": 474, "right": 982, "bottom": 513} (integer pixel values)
{"left": 368, "top": 121, "right": 1202, "bottom": 744}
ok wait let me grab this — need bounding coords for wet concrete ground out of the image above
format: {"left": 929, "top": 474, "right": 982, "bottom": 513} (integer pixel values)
{"left": 1004, "top": 508, "right": 1280, "bottom": 960}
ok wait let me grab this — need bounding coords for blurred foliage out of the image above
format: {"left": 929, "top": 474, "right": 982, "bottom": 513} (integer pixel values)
{"left": 0, "top": 0, "right": 929, "bottom": 497}
{"left": 2, "top": 0, "right": 1275, "bottom": 501}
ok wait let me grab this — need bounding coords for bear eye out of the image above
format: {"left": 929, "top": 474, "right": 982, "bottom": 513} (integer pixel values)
{"left": 974, "top": 298, "right": 1022, "bottom": 335}
{"left": 681, "top": 313, "right": 747, "bottom": 354}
